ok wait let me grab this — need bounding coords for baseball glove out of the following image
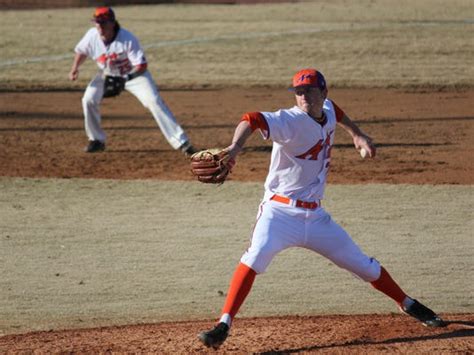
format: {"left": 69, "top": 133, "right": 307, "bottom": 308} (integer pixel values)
{"left": 103, "top": 75, "right": 125, "bottom": 98}
{"left": 190, "top": 148, "right": 236, "bottom": 184}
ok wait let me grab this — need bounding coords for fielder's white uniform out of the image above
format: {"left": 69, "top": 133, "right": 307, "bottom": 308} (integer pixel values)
{"left": 75, "top": 27, "right": 189, "bottom": 149}
{"left": 240, "top": 100, "right": 381, "bottom": 281}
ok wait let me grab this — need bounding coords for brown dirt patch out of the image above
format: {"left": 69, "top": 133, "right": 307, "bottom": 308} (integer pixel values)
{"left": 1, "top": 314, "right": 473, "bottom": 353}
{"left": 0, "top": 88, "right": 473, "bottom": 184}
{"left": 1, "top": 88, "right": 472, "bottom": 353}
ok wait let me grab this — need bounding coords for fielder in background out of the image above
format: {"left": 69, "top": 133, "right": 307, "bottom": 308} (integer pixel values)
{"left": 198, "top": 68, "right": 445, "bottom": 349}
{"left": 69, "top": 7, "right": 196, "bottom": 155}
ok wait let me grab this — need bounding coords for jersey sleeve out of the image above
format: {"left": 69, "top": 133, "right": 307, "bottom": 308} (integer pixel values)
{"left": 330, "top": 99, "right": 345, "bottom": 122}
{"left": 74, "top": 28, "right": 94, "bottom": 57}
{"left": 127, "top": 33, "right": 147, "bottom": 66}
{"left": 261, "top": 110, "right": 293, "bottom": 144}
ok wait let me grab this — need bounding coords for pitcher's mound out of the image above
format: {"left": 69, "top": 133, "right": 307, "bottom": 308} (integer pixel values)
{"left": 1, "top": 313, "right": 473, "bottom": 353}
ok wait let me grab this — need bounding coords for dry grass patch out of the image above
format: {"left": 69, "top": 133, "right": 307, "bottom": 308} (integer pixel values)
{"left": 0, "top": 0, "right": 472, "bottom": 90}
{"left": 0, "top": 178, "right": 472, "bottom": 335}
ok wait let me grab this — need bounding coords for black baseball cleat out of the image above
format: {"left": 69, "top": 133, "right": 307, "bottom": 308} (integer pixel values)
{"left": 401, "top": 299, "right": 446, "bottom": 327}
{"left": 85, "top": 140, "right": 105, "bottom": 153}
{"left": 198, "top": 322, "right": 229, "bottom": 349}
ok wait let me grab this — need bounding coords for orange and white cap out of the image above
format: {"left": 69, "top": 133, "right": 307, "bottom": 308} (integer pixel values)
{"left": 291, "top": 68, "right": 327, "bottom": 90}
{"left": 93, "top": 7, "right": 116, "bottom": 23}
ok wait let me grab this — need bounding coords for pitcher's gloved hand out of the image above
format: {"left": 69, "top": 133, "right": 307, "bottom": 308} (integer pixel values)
{"left": 190, "top": 148, "right": 236, "bottom": 184}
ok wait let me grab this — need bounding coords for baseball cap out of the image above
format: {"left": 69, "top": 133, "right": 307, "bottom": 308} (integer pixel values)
{"left": 93, "top": 7, "right": 115, "bottom": 24}
{"left": 291, "top": 68, "right": 327, "bottom": 91}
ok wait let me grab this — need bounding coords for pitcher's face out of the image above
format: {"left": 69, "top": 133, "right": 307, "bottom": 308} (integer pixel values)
{"left": 295, "top": 86, "right": 327, "bottom": 115}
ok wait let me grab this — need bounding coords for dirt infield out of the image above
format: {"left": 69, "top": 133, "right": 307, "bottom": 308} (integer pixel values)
{"left": 1, "top": 88, "right": 473, "bottom": 353}
{"left": 0, "top": 88, "right": 473, "bottom": 184}
{"left": 1, "top": 314, "right": 474, "bottom": 353}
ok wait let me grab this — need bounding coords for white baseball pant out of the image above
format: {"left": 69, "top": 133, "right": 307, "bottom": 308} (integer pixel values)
{"left": 82, "top": 70, "right": 189, "bottom": 149}
{"left": 240, "top": 199, "right": 381, "bottom": 282}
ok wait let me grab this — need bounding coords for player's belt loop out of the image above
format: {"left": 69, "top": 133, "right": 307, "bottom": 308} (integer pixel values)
{"left": 270, "top": 194, "right": 319, "bottom": 210}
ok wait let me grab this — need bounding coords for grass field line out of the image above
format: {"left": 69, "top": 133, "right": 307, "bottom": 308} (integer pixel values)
{"left": 1, "top": 19, "right": 471, "bottom": 69}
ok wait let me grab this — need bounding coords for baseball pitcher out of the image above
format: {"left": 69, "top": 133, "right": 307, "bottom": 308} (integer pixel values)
{"left": 197, "top": 69, "right": 445, "bottom": 349}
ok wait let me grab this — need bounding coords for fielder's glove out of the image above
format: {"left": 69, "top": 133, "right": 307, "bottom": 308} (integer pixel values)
{"left": 190, "top": 148, "right": 236, "bottom": 184}
{"left": 103, "top": 75, "right": 126, "bottom": 98}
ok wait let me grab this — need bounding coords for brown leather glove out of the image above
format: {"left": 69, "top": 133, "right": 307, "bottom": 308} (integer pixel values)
{"left": 190, "top": 149, "right": 236, "bottom": 184}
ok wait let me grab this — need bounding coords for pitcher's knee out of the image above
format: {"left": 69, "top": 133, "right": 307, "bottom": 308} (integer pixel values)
{"left": 240, "top": 250, "right": 274, "bottom": 274}
{"left": 356, "top": 257, "right": 381, "bottom": 282}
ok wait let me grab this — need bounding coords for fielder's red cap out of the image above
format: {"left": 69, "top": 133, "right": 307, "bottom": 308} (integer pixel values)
{"left": 291, "top": 68, "right": 327, "bottom": 90}
{"left": 93, "top": 7, "right": 115, "bottom": 23}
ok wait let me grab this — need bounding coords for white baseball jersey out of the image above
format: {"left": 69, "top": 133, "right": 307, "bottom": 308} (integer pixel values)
{"left": 260, "top": 99, "right": 339, "bottom": 202}
{"left": 240, "top": 99, "right": 381, "bottom": 280}
{"left": 76, "top": 27, "right": 190, "bottom": 149}
{"left": 75, "top": 27, "right": 146, "bottom": 76}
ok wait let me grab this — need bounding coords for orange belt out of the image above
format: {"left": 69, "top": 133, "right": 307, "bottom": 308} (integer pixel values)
{"left": 270, "top": 194, "right": 319, "bottom": 210}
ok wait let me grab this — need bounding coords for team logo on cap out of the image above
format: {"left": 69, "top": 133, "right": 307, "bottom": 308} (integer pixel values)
{"left": 292, "top": 69, "right": 326, "bottom": 90}
{"left": 296, "top": 74, "right": 315, "bottom": 85}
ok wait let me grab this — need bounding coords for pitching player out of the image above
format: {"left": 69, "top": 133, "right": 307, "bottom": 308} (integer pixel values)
{"left": 69, "top": 7, "right": 196, "bottom": 155}
{"left": 198, "top": 68, "right": 445, "bottom": 348}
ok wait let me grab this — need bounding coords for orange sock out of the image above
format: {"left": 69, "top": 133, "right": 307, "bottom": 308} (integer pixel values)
{"left": 221, "top": 263, "right": 257, "bottom": 319}
{"left": 370, "top": 266, "right": 407, "bottom": 305}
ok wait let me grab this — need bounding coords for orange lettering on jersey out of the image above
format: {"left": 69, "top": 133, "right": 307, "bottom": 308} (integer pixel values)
{"left": 296, "top": 130, "right": 334, "bottom": 161}
{"left": 96, "top": 52, "right": 132, "bottom": 75}
{"left": 97, "top": 54, "right": 107, "bottom": 64}
{"left": 324, "top": 132, "right": 331, "bottom": 146}
{"left": 295, "top": 139, "right": 324, "bottom": 160}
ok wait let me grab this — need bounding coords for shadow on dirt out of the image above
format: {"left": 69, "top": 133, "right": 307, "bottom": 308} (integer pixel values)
{"left": 259, "top": 325, "right": 474, "bottom": 354}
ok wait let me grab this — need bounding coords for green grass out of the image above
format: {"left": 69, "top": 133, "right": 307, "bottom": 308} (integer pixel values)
{"left": 0, "top": 0, "right": 473, "bottom": 90}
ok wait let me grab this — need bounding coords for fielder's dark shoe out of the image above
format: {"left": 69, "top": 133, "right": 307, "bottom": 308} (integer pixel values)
{"left": 198, "top": 322, "right": 229, "bottom": 348}
{"left": 85, "top": 140, "right": 105, "bottom": 153}
{"left": 401, "top": 299, "right": 446, "bottom": 327}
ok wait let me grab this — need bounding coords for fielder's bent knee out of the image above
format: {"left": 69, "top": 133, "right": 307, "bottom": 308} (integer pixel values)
{"left": 140, "top": 95, "right": 160, "bottom": 110}
{"left": 82, "top": 95, "right": 100, "bottom": 107}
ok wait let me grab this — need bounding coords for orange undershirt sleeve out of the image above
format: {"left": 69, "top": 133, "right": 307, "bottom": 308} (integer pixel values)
{"left": 241, "top": 112, "right": 269, "bottom": 133}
